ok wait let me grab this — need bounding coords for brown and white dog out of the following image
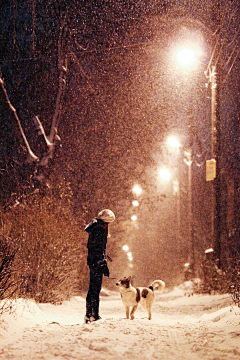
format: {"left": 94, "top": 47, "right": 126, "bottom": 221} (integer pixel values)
{"left": 116, "top": 276, "right": 165, "bottom": 320}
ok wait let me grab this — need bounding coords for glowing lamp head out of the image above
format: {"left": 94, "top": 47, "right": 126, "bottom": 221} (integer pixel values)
{"left": 122, "top": 245, "right": 129, "bottom": 252}
{"left": 158, "top": 168, "right": 171, "bottom": 181}
{"left": 132, "top": 184, "right": 142, "bottom": 196}
{"left": 167, "top": 136, "right": 181, "bottom": 149}
{"left": 132, "top": 200, "right": 139, "bottom": 207}
{"left": 177, "top": 47, "right": 197, "bottom": 66}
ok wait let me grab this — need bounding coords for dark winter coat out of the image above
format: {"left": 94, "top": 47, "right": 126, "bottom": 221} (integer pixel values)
{"left": 85, "top": 218, "right": 108, "bottom": 266}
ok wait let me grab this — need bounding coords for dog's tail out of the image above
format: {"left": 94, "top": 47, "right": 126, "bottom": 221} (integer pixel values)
{"left": 149, "top": 280, "right": 165, "bottom": 293}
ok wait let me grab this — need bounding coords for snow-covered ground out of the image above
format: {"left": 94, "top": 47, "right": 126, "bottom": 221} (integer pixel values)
{"left": 0, "top": 285, "right": 239, "bottom": 359}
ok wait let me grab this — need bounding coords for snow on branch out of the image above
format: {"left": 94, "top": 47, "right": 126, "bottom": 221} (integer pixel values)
{"left": 0, "top": 70, "right": 39, "bottom": 164}
{"left": 0, "top": 9, "right": 68, "bottom": 183}
{"left": 48, "top": 11, "right": 68, "bottom": 144}
{"left": 37, "top": 11, "right": 68, "bottom": 169}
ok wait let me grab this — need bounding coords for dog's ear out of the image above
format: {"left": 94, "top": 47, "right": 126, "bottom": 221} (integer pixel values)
{"left": 127, "top": 276, "right": 131, "bottom": 282}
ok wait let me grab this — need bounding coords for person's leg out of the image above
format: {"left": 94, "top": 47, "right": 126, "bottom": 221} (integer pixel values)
{"left": 90, "top": 267, "right": 103, "bottom": 320}
{"left": 85, "top": 291, "right": 92, "bottom": 318}
{"left": 85, "top": 267, "right": 95, "bottom": 322}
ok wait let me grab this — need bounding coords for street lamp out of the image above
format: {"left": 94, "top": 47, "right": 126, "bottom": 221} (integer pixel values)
{"left": 127, "top": 252, "right": 133, "bottom": 261}
{"left": 132, "top": 184, "right": 142, "bottom": 197}
{"left": 122, "top": 245, "right": 129, "bottom": 252}
{"left": 131, "top": 185, "right": 142, "bottom": 221}
{"left": 132, "top": 200, "right": 139, "bottom": 207}
{"left": 122, "top": 245, "right": 134, "bottom": 268}
{"left": 174, "top": 45, "right": 203, "bottom": 72}
{"left": 175, "top": 43, "right": 221, "bottom": 265}
{"left": 167, "top": 136, "right": 181, "bottom": 151}
{"left": 177, "top": 47, "right": 197, "bottom": 67}
{"left": 158, "top": 167, "right": 171, "bottom": 181}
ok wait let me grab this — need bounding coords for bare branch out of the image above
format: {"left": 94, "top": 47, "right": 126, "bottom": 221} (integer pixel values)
{"left": 0, "top": 71, "right": 39, "bottom": 163}
{"left": 49, "top": 11, "right": 68, "bottom": 143}
{"left": 36, "top": 12, "right": 68, "bottom": 169}
{"left": 33, "top": 116, "right": 53, "bottom": 147}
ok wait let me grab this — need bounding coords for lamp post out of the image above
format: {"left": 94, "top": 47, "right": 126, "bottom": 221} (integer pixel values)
{"left": 172, "top": 47, "right": 199, "bottom": 270}
{"left": 172, "top": 179, "right": 180, "bottom": 240}
{"left": 167, "top": 136, "right": 195, "bottom": 273}
{"left": 208, "top": 64, "right": 221, "bottom": 266}
{"left": 158, "top": 166, "right": 181, "bottom": 243}
{"left": 185, "top": 147, "right": 194, "bottom": 273}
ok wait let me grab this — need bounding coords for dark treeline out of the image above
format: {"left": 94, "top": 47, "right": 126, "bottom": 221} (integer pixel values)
{"left": 0, "top": 0, "right": 172, "bottom": 301}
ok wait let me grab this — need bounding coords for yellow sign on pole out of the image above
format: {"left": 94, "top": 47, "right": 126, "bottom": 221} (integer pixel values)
{"left": 206, "top": 159, "right": 216, "bottom": 181}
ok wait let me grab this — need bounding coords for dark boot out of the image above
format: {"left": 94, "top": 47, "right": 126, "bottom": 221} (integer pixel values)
{"left": 92, "top": 299, "right": 100, "bottom": 320}
{"left": 90, "top": 315, "right": 102, "bottom": 322}
{"left": 84, "top": 315, "right": 90, "bottom": 324}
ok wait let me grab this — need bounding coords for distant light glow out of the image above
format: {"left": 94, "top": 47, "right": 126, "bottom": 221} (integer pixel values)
{"left": 205, "top": 248, "right": 214, "bottom": 254}
{"left": 131, "top": 215, "right": 138, "bottom": 221}
{"left": 167, "top": 136, "right": 181, "bottom": 149}
{"left": 122, "top": 245, "right": 129, "bottom": 252}
{"left": 132, "top": 200, "right": 139, "bottom": 207}
{"left": 158, "top": 168, "right": 171, "bottom": 181}
{"left": 173, "top": 179, "right": 179, "bottom": 195}
{"left": 127, "top": 252, "right": 133, "bottom": 261}
{"left": 132, "top": 184, "right": 142, "bottom": 196}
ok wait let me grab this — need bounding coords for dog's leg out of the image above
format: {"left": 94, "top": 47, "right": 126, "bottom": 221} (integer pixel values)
{"left": 125, "top": 306, "right": 130, "bottom": 319}
{"left": 130, "top": 305, "right": 138, "bottom": 320}
{"left": 147, "top": 306, "right": 152, "bottom": 320}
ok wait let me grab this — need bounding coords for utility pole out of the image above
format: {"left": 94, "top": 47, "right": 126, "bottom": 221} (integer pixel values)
{"left": 207, "top": 0, "right": 222, "bottom": 268}
{"left": 187, "top": 148, "right": 195, "bottom": 272}
{"left": 210, "top": 65, "right": 222, "bottom": 267}
{"left": 187, "top": 113, "right": 195, "bottom": 275}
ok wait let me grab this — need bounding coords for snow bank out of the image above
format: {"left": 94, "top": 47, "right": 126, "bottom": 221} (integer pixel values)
{"left": 0, "top": 287, "right": 239, "bottom": 360}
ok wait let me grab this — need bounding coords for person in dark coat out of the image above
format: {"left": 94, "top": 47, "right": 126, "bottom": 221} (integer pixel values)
{"left": 84, "top": 209, "right": 115, "bottom": 323}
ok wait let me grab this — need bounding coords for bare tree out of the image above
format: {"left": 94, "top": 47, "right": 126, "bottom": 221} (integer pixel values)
{"left": 0, "top": 10, "right": 68, "bottom": 185}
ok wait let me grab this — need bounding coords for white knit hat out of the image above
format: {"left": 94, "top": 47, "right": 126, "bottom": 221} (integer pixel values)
{"left": 97, "top": 209, "right": 115, "bottom": 223}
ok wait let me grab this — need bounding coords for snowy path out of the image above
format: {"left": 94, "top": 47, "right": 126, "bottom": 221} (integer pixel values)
{"left": 0, "top": 289, "right": 239, "bottom": 359}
